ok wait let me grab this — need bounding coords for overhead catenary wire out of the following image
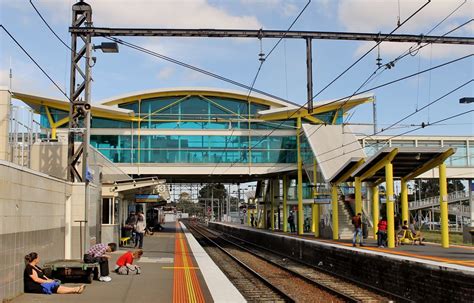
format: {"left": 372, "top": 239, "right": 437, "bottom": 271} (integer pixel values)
{"left": 302, "top": 15, "right": 474, "bottom": 143}
{"left": 29, "top": 0, "right": 91, "bottom": 60}
{"left": 311, "top": 78, "right": 473, "bottom": 159}
{"left": 0, "top": 25, "right": 71, "bottom": 102}
{"left": 107, "top": 0, "right": 431, "bottom": 165}
{"left": 317, "top": 109, "right": 474, "bottom": 165}
{"left": 219, "top": 1, "right": 432, "bottom": 173}
{"left": 210, "top": 0, "right": 311, "bottom": 175}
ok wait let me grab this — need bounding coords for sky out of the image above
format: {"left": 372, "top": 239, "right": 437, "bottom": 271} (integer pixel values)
{"left": 0, "top": 0, "right": 473, "bottom": 136}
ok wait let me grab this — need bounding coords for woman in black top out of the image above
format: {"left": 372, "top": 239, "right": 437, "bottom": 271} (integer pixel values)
{"left": 24, "top": 252, "right": 85, "bottom": 294}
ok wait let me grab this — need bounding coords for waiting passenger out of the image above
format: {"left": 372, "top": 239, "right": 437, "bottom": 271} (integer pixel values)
{"left": 250, "top": 213, "right": 255, "bottom": 227}
{"left": 377, "top": 217, "right": 388, "bottom": 248}
{"left": 288, "top": 212, "right": 296, "bottom": 233}
{"left": 114, "top": 250, "right": 143, "bottom": 275}
{"left": 409, "top": 219, "right": 425, "bottom": 245}
{"left": 352, "top": 213, "right": 363, "bottom": 247}
{"left": 304, "top": 217, "right": 310, "bottom": 232}
{"left": 84, "top": 242, "right": 117, "bottom": 282}
{"left": 24, "top": 252, "right": 85, "bottom": 295}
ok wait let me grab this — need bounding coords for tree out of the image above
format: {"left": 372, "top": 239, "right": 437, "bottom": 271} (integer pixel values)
{"left": 413, "top": 179, "right": 465, "bottom": 200}
{"left": 198, "top": 183, "right": 227, "bottom": 201}
{"left": 176, "top": 192, "right": 200, "bottom": 215}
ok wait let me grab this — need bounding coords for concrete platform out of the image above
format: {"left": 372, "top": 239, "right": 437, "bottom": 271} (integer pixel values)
{"left": 12, "top": 222, "right": 245, "bottom": 303}
{"left": 210, "top": 222, "right": 474, "bottom": 302}
{"left": 220, "top": 222, "right": 474, "bottom": 269}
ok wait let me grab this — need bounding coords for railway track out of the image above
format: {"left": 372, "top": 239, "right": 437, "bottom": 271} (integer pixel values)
{"left": 187, "top": 222, "right": 294, "bottom": 302}
{"left": 187, "top": 222, "right": 358, "bottom": 303}
{"left": 186, "top": 221, "right": 410, "bottom": 303}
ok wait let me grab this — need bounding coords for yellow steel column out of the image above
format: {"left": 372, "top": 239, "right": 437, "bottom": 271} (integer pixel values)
{"left": 271, "top": 179, "right": 275, "bottom": 230}
{"left": 312, "top": 158, "right": 319, "bottom": 236}
{"left": 283, "top": 175, "right": 288, "bottom": 232}
{"left": 354, "top": 177, "right": 362, "bottom": 215}
{"left": 401, "top": 179, "right": 409, "bottom": 224}
{"left": 247, "top": 200, "right": 251, "bottom": 226}
{"left": 331, "top": 185, "right": 339, "bottom": 240}
{"left": 372, "top": 185, "right": 379, "bottom": 240}
{"left": 296, "top": 117, "right": 304, "bottom": 235}
{"left": 439, "top": 163, "right": 449, "bottom": 248}
{"left": 385, "top": 163, "right": 395, "bottom": 248}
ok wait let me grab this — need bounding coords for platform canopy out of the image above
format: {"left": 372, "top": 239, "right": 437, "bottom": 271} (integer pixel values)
{"left": 302, "top": 124, "right": 366, "bottom": 182}
{"left": 351, "top": 146, "right": 455, "bottom": 183}
{"left": 328, "top": 157, "right": 365, "bottom": 184}
{"left": 257, "top": 93, "right": 374, "bottom": 123}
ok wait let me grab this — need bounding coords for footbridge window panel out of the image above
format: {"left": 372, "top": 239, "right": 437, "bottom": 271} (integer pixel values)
{"left": 90, "top": 134, "right": 296, "bottom": 164}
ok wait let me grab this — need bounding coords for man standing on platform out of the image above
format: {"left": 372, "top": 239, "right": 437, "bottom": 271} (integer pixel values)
{"left": 352, "top": 213, "right": 363, "bottom": 247}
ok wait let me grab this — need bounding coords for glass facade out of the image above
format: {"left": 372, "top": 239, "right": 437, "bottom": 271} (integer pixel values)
{"left": 444, "top": 141, "right": 468, "bottom": 167}
{"left": 90, "top": 134, "right": 297, "bottom": 164}
{"left": 363, "top": 139, "right": 473, "bottom": 167}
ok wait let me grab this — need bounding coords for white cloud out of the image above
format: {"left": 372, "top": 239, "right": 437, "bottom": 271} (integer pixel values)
{"left": 34, "top": 0, "right": 262, "bottom": 29}
{"left": 157, "top": 66, "right": 175, "bottom": 80}
{"left": 338, "top": 0, "right": 473, "bottom": 33}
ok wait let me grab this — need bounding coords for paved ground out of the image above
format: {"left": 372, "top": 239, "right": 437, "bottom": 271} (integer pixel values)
{"left": 12, "top": 223, "right": 213, "bottom": 303}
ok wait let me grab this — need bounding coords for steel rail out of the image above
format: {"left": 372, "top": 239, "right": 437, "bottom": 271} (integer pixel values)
{"left": 192, "top": 223, "right": 360, "bottom": 302}
{"left": 69, "top": 27, "right": 474, "bottom": 44}
{"left": 219, "top": 228, "right": 413, "bottom": 303}
{"left": 187, "top": 223, "right": 295, "bottom": 303}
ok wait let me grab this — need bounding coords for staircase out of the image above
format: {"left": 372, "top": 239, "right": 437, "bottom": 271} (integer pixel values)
{"left": 337, "top": 198, "right": 354, "bottom": 239}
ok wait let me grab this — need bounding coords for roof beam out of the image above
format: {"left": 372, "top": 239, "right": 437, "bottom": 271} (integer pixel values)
{"left": 332, "top": 158, "right": 365, "bottom": 184}
{"left": 70, "top": 28, "right": 474, "bottom": 45}
{"left": 358, "top": 148, "right": 399, "bottom": 181}
{"left": 402, "top": 149, "right": 455, "bottom": 181}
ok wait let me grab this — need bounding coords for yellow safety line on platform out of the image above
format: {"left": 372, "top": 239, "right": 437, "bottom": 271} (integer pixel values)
{"left": 280, "top": 232, "right": 474, "bottom": 268}
{"left": 313, "top": 237, "right": 474, "bottom": 268}
{"left": 173, "top": 222, "right": 205, "bottom": 303}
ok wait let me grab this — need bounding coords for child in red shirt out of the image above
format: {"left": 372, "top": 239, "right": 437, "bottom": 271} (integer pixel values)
{"left": 114, "top": 250, "right": 143, "bottom": 275}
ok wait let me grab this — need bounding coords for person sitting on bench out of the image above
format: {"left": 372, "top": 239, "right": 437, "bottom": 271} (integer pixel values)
{"left": 24, "top": 252, "right": 85, "bottom": 295}
{"left": 114, "top": 249, "right": 143, "bottom": 275}
{"left": 409, "top": 219, "right": 424, "bottom": 245}
{"left": 84, "top": 243, "right": 117, "bottom": 282}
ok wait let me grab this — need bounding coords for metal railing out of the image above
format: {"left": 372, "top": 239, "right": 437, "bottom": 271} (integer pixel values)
{"left": 409, "top": 190, "right": 470, "bottom": 210}
{"left": 9, "top": 105, "right": 41, "bottom": 168}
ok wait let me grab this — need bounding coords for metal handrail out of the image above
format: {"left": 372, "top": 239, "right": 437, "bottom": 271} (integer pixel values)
{"left": 409, "top": 190, "right": 470, "bottom": 210}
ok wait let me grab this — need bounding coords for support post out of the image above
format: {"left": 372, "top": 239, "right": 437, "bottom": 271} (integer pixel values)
{"left": 0, "top": 88, "right": 11, "bottom": 161}
{"left": 354, "top": 177, "right": 362, "bottom": 215}
{"left": 385, "top": 163, "right": 395, "bottom": 248}
{"left": 372, "top": 185, "right": 379, "bottom": 240}
{"left": 271, "top": 179, "right": 275, "bottom": 230}
{"left": 331, "top": 185, "right": 338, "bottom": 240}
{"left": 263, "top": 181, "right": 267, "bottom": 229}
{"left": 306, "top": 37, "right": 314, "bottom": 112}
{"left": 312, "top": 158, "right": 319, "bottom": 237}
{"left": 439, "top": 163, "right": 449, "bottom": 248}
{"left": 401, "top": 179, "right": 409, "bottom": 224}
{"left": 283, "top": 175, "right": 288, "bottom": 232}
{"left": 296, "top": 117, "right": 304, "bottom": 235}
